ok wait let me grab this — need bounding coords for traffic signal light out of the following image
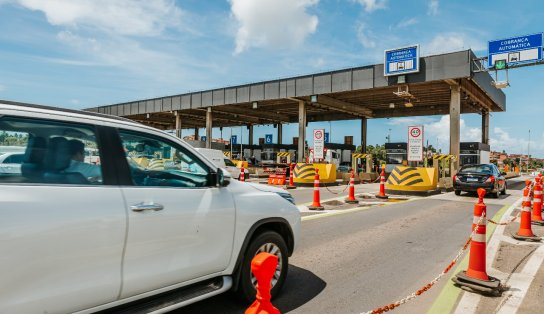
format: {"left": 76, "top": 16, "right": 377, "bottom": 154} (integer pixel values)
{"left": 495, "top": 59, "right": 506, "bottom": 70}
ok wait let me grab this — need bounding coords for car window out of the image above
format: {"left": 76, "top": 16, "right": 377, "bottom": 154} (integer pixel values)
{"left": 119, "top": 130, "right": 211, "bottom": 188}
{"left": 224, "top": 158, "right": 236, "bottom": 167}
{"left": 0, "top": 116, "right": 103, "bottom": 185}
{"left": 459, "top": 165, "right": 493, "bottom": 174}
{"left": 4, "top": 154, "right": 24, "bottom": 164}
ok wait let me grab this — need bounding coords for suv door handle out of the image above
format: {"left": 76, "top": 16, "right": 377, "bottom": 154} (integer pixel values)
{"left": 130, "top": 203, "right": 164, "bottom": 212}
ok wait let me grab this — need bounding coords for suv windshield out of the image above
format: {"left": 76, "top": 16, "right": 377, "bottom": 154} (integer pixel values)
{"left": 224, "top": 159, "right": 236, "bottom": 167}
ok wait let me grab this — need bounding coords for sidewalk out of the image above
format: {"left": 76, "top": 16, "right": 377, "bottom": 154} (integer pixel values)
{"left": 430, "top": 190, "right": 544, "bottom": 314}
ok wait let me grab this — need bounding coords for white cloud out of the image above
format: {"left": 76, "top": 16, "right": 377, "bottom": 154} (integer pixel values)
{"left": 387, "top": 117, "right": 434, "bottom": 126}
{"left": 356, "top": 23, "right": 376, "bottom": 48}
{"left": 396, "top": 18, "right": 418, "bottom": 29}
{"left": 55, "top": 31, "right": 195, "bottom": 84}
{"left": 313, "top": 57, "right": 325, "bottom": 68}
{"left": 229, "top": 0, "right": 319, "bottom": 54}
{"left": 354, "top": 0, "right": 387, "bottom": 13}
{"left": 389, "top": 116, "right": 544, "bottom": 157}
{"left": 428, "top": 0, "right": 439, "bottom": 16}
{"left": 0, "top": 84, "right": 5, "bottom": 92}
{"left": 423, "top": 32, "right": 485, "bottom": 55}
{"left": 489, "top": 127, "right": 544, "bottom": 156}
{"left": 14, "top": 0, "right": 183, "bottom": 36}
{"left": 389, "top": 115, "right": 481, "bottom": 152}
{"left": 69, "top": 99, "right": 80, "bottom": 105}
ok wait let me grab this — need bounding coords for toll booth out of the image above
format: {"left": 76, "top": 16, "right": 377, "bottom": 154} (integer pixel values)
{"left": 324, "top": 143, "right": 356, "bottom": 165}
{"left": 459, "top": 142, "right": 491, "bottom": 166}
{"left": 261, "top": 144, "right": 297, "bottom": 164}
{"left": 224, "top": 144, "right": 261, "bottom": 163}
{"left": 385, "top": 142, "right": 407, "bottom": 173}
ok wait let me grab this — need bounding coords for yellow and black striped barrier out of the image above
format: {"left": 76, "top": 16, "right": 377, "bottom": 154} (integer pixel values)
{"left": 432, "top": 154, "right": 456, "bottom": 161}
{"left": 293, "top": 163, "right": 315, "bottom": 180}
{"left": 223, "top": 151, "right": 231, "bottom": 157}
{"left": 277, "top": 152, "right": 291, "bottom": 157}
{"left": 386, "top": 166, "right": 440, "bottom": 195}
{"left": 293, "top": 163, "right": 337, "bottom": 186}
{"left": 352, "top": 153, "right": 369, "bottom": 159}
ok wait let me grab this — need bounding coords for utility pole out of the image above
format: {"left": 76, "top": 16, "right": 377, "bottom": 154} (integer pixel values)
{"left": 388, "top": 129, "right": 392, "bottom": 143}
{"left": 528, "top": 129, "right": 531, "bottom": 173}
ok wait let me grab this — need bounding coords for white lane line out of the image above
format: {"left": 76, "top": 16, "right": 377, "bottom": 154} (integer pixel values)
{"left": 497, "top": 245, "right": 544, "bottom": 314}
{"left": 453, "top": 197, "right": 522, "bottom": 314}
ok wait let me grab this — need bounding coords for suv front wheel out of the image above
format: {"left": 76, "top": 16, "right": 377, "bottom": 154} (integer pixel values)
{"left": 236, "top": 231, "right": 289, "bottom": 303}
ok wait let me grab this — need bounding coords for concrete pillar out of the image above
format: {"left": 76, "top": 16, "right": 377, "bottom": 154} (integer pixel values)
{"left": 298, "top": 101, "right": 307, "bottom": 162}
{"left": 482, "top": 111, "right": 489, "bottom": 145}
{"left": 175, "top": 112, "right": 181, "bottom": 138}
{"left": 194, "top": 127, "right": 199, "bottom": 140}
{"left": 277, "top": 124, "right": 283, "bottom": 145}
{"left": 450, "top": 85, "right": 461, "bottom": 175}
{"left": 361, "top": 117, "right": 367, "bottom": 154}
{"left": 205, "top": 108, "right": 212, "bottom": 149}
{"left": 248, "top": 125, "right": 254, "bottom": 157}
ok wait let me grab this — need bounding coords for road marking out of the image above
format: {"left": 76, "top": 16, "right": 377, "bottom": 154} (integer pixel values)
{"left": 300, "top": 197, "right": 418, "bottom": 221}
{"left": 427, "top": 202, "right": 512, "bottom": 314}
{"left": 496, "top": 245, "right": 544, "bottom": 313}
{"left": 301, "top": 205, "right": 372, "bottom": 221}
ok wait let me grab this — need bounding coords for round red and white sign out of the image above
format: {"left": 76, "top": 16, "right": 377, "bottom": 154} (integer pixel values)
{"left": 410, "top": 127, "right": 421, "bottom": 138}
{"left": 314, "top": 130, "right": 323, "bottom": 139}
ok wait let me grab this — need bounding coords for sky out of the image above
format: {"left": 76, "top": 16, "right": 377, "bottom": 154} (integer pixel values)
{"left": 0, "top": 0, "right": 543, "bottom": 156}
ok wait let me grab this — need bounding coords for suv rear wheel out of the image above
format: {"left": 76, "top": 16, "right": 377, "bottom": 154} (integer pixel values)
{"left": 236, "top": 231, "right": 289, "bottom": 303}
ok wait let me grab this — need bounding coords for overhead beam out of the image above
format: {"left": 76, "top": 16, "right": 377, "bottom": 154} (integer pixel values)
{"left": 212, "top": 106, "right": 290, "bottom": 124}
{"left": 310, "top": 95, "right": 373, "bottom": 117}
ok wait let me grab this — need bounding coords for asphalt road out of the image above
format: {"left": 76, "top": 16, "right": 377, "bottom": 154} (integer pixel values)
{"left": 175, "top": 177, "right": 527, "bottom": 314}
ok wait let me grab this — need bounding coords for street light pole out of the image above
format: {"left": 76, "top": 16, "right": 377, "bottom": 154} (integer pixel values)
{"left": 528, "top": 129, "right": 531, "bottom": 173}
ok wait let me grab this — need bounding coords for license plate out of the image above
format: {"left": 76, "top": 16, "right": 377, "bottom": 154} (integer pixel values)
{"left": 467, "top": 178, "right": 478, "bottom": 182}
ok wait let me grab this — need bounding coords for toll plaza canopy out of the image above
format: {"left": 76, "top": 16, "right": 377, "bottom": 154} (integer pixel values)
{"left": 86, "top": 49, "right": 505, "bottom": 164}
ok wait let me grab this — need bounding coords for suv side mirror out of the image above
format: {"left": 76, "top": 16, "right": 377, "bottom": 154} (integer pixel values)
{"left": 217, "top": 168, "right": 231, "bottom": 187}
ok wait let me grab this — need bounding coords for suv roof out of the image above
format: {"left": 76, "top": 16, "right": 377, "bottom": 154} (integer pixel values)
{"left": 0, "top": 99, "right": 141, "bottom": 126}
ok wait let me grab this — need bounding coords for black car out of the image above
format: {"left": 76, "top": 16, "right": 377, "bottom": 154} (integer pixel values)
{"left": 453, "top": 164, "right": 507, "bottom": 198}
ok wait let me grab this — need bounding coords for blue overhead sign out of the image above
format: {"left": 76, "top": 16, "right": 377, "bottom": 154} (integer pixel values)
{"left": 324, "top": 132, "right": 329, "bottom": 143}
{"left": 200, "top": 136, "right": 206, "bottom": 142}
{"left": 231, "top": 135, "right": 237, "bottom": 145}
{"left": 384, "top": 45, "right": 419, "bottom": 76}
{"left": 488, "top": 33, "right": 543, "bottom": 67}
{"left": 265, "top": 134, "right": 273, "bottom": 144}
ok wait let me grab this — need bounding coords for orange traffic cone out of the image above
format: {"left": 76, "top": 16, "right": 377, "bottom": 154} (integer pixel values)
{"left": 286, "top": 163, "right": 296, "bottom": 189}
{"left": 245, "top": 253, "right": 280, "bottom": 314}
{"left": 308, "top": 168, "right": 324, "bottom": 210}
{"left": 376, "top": 165, "right": 388, "bottom": 199}
{"left": 532, "top": 177, "right": 544, "bottom": 225}
{"left": 240, "top": 167, "right": 245, "bottom": 182}
{"left": 345, "top": 170, "right": 359, "bottom": 204}
{"left": 513, "top": 180, "right": 540, "bottom": 241}
{"left": 452, "top": 188, "right": 502, "bottom": 294}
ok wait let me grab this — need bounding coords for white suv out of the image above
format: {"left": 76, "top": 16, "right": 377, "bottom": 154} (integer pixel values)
{"left": 0, "top": 101, "right": 300, "bottom": 313}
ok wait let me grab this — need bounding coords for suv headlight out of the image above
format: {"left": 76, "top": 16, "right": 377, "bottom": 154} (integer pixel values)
{"left": 276, "top": 192, "right": 296, "bottom": 205}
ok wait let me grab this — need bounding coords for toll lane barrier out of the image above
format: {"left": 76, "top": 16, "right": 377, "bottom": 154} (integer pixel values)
{"left": 385, "top": 166, "right": 440, "bottom": 196}
{"left": 293, "top": 163, "right": 337, "bottom": 186}
{"left": 267, "top": 175, "right": 286, "bottom": 186}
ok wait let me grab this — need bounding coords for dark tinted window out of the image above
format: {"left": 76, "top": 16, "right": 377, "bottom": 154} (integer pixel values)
{"left": 4, "top": 154, "right": 24, "bottom": 164}
{"left": 224, "top": 158, "right": 236, "bottom": 167}
{"left": 0, "top": 117, "right": 103, "bottom": 185}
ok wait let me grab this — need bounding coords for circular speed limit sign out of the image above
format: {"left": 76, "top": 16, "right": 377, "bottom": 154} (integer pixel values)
{"left": 315, "top": 130, "right": 323, "bottom": 139}
{"left": 410, "top": 127, "right": 421, "bottom": 138}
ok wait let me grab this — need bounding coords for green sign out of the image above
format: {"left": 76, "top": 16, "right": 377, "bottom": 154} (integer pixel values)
{"left": 495, "top": 59, "right": 506, "bottom": 70}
